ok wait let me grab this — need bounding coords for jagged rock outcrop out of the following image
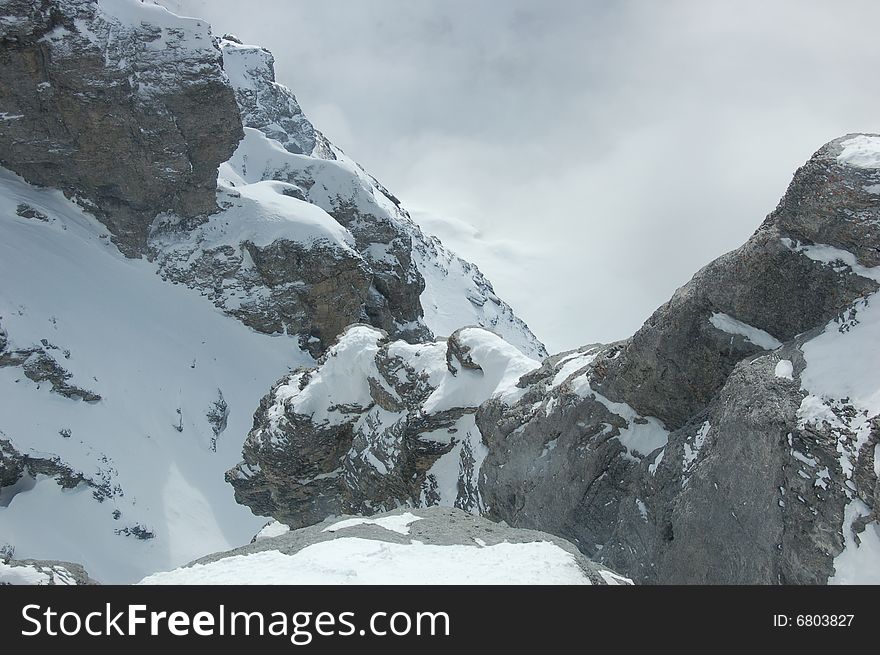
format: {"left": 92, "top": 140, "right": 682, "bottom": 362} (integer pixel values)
{"left": 219, "top": 35, "right": 335, "bottom": 160}
{"left": 0, "top": 0, "right": 242, "bottom": 255}
{"left": 1, "top": 337, "right": 101, "bottom": 402}
{"left": 140, "top": 506, "right": 632, "bottom": 585}
{"left": 234, "top": 134, "right": 880, "bottom": 584}
{"left": 0, "top": 437, "right": 121, "bottom": 505}
{"left": 227, "top": 324, "right": 538, "bottom": 528}
{"left": 215, "top": 37, "right": 428, "bottom": 346}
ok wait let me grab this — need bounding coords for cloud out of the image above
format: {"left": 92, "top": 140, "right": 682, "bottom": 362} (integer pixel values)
{"left": 160, "top": 0, "right": 880, "bottom": 352}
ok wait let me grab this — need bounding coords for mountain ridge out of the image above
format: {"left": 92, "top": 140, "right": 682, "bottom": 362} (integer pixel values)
{"left": 0, "top": 0, "right": 877, "bottom": 585}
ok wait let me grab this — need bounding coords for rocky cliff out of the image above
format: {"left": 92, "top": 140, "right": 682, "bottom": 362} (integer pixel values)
{"left": 0, "top": 0, "right": 545, "bottom": 356}
{"left": 236, "top": 134, "right": 880, "bottom": 584}
{"left": 0, "top": 0, "right": 243, "bottom": 256}
{"left": 477, "top": 134, "right": 880, "bottom": 584}
{"left": 145, "top": 33, "right": 545, "bottom": 355}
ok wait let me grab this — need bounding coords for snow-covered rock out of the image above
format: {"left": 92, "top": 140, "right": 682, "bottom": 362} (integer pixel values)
{"left": 148, "top": 33, "right": 546, "bottom": 356}
{"left": 227, "top": 324, "right": 540, "bottom": 528}
{"left": 139, "top": 506, "right": 631, "bottom": 585}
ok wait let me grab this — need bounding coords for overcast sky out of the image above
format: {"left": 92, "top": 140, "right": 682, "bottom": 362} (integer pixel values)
{"left": 163, "top": 0, "right": 880, "bottom": 352}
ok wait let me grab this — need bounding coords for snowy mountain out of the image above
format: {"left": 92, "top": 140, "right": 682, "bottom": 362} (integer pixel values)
{"left": 229, "top": 134, "right": 880, "bottom": 584}
{"left": 206, "top": 35, "right": 547, "bottom": 358}
{"left": 0, "top": 0, "right": 544, "bottom": 583}
{"left": 1, "top": 0, "right": 877, "bottom": 587}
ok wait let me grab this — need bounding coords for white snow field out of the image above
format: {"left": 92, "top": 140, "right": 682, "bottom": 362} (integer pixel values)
{"left": 0, "top": 168, "right": 313, "bottom": 582}
{"left": 139, "top": 538, "right": 606, "bottom": 585}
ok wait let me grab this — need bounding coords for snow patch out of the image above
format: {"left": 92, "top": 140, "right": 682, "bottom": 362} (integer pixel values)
{"left": 774, "top": 359, "right": 794, "bottom": 380}
{"left": 0, "top": 561, "right": 80, "bottom": 585}
{"left": 598, "top": 569, "right": 634, "bottom": 586}
{"left": 683, "top": 421, "right": 711, "bottom": 471}
{"left": 781, "top": 238, "right": 880, "bottom": 283}
{"left": 254, "top": 521, "right": 290, "bottom": 542}
{"left": 323, "top": 512, "right": 422, "bottom": 536}
{"left": 273, "top": 325, "right": 383, "bottom": 427}
{"left": 423, "top": 328, "right": 540, "bottom": 414}
{"left": 648, "top": 448, "right": 665, "bottom": 475}
{"left": 830, "top": 500, "right": 880, "bottom": 584}
{"left": 709, "top": 312, "right": 782, "bottom": 350}
{"left": 568, "top": 376, "right": 669, "bottom": 458}
{"left": 551, "top": 349, "right": 599, "bottom": 388}
{"left": 836, "top": 135, "right": 880, "bottom": 170}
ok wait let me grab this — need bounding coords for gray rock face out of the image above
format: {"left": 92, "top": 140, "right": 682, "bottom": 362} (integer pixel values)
{"left": 141, "top": 506, "right": 631, "bottom": 585}
{"left": 478, "top": 134, "right": 880, "bottom": 583}
{"left": 595, "top": 136, "right": 880, "bottom": 429}
{"left": 0, "top": 0, "right": 242, "bottom": 256}
{"left": 646, "top": 346, "right": 845, "bottom": 584}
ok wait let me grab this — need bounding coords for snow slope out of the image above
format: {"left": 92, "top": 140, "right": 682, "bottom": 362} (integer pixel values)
{"left": 139, "top": 506, "right": 632, "bottom": 585}
{"left": 0, "top": 168, "right": 311, "bottom": 582}
{"left": 139, "top": 538, "right": 597, "bottom": 585}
